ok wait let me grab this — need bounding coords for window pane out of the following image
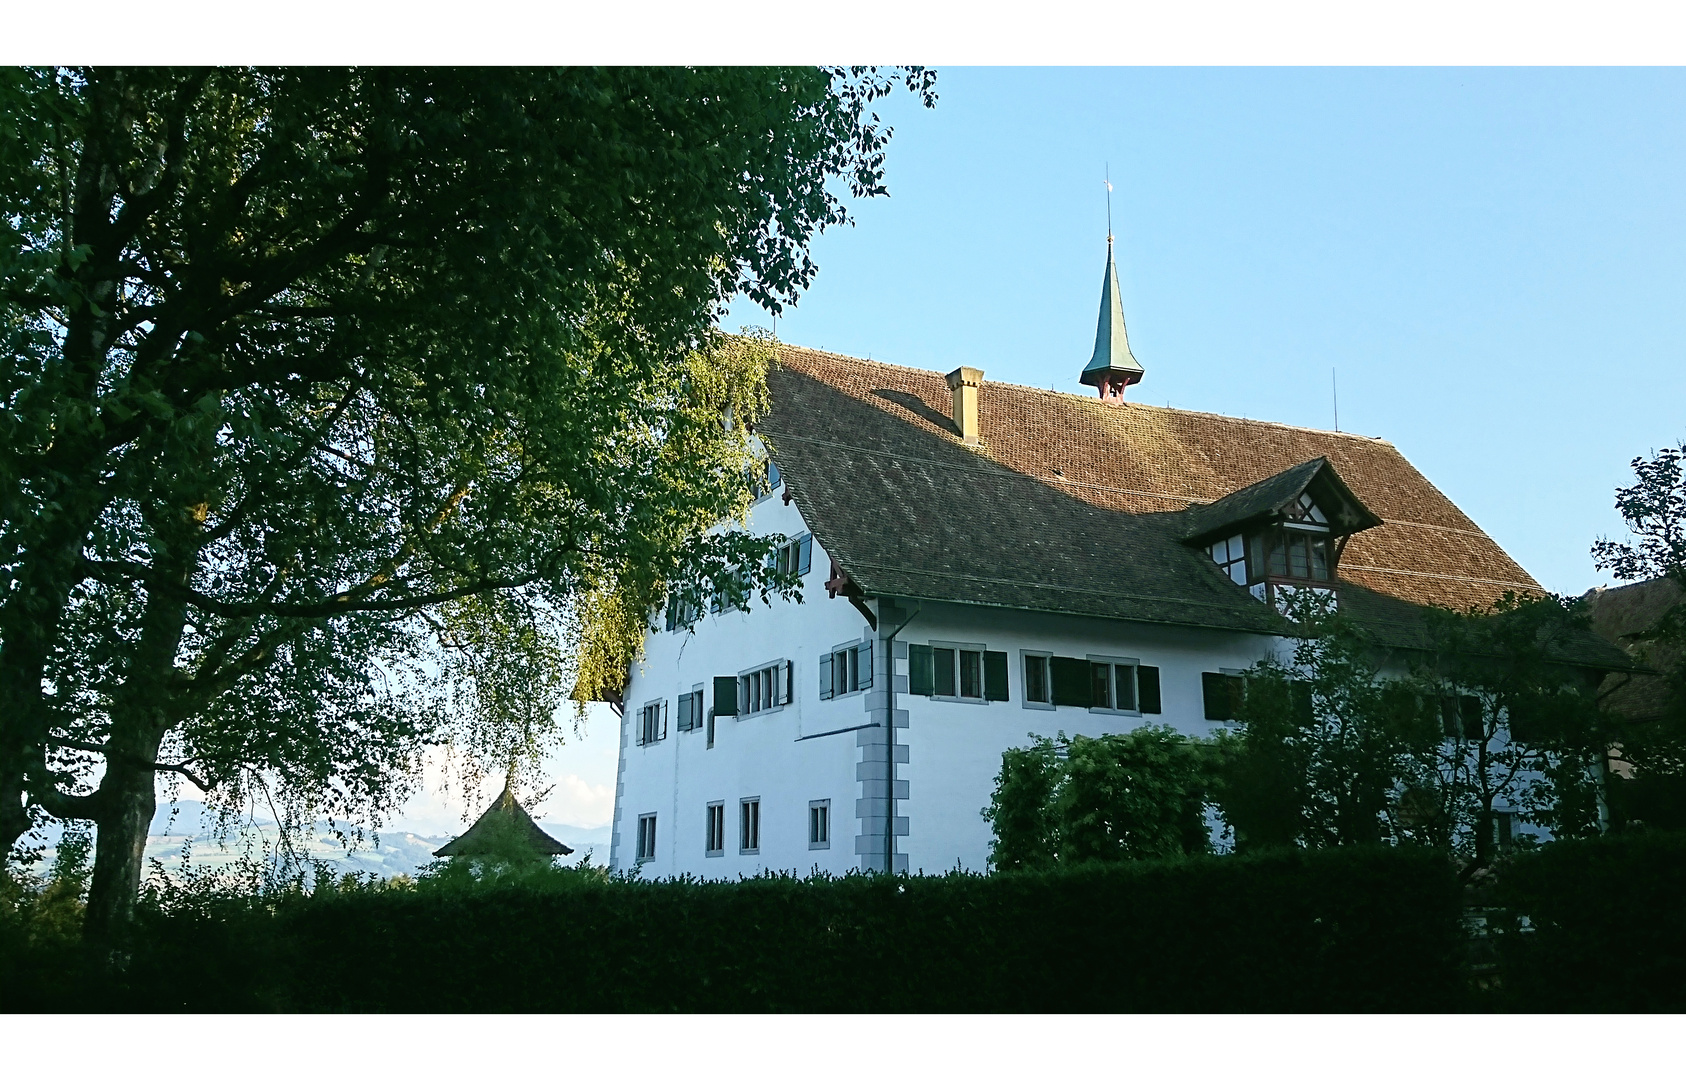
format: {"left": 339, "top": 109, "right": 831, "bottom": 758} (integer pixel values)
{"left": 848, "top": 647, "right": 860, "bottom": 692}
{"left": 934, "top": 648, "right": 956, "bottom": 696}
{"left": 1115, "top": 665, "right": 1137, "bottom": 711}
{"left": 1091, "top": 662, "right": 1111, "bottom": 708}
{"left": 1289, "top": 535, "right": 1311, "bottom": 578}
{"left": 960, "top": 650, "right": 982, "bottom": 698}
{"left": 1026, "top": 656, "right": 1048, "bottom": 703}
{"left": 1310, "top": 538, "right": 1330, "bottom": 581}
{"left": 1268, "top": 537, "right": 1288, "bottom": 576}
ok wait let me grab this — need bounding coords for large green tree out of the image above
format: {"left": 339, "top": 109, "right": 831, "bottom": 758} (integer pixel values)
{"left": 0, "top": 66, "right": 936, "bottom": 944}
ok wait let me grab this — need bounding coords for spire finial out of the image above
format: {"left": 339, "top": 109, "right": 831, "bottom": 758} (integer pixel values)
{"left": 1080, "top": 177, "right": 1145, "bottom": 406}
{"left": 1104, "top": 164, "right": 1114, "bottom": 245}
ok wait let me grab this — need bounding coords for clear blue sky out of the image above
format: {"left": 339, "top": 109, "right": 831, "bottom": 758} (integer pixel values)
{"left": 726, "top": 67, "right": 1686, "bottom": 597}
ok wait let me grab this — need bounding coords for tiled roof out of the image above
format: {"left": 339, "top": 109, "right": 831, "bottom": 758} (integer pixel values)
{"left": 760, "top": 344, "right": 1626, "bottom": 667}
{"left": 1178, "top": 456, "right": 1382, "bottom": 545}
{"left": 1583, "top": 577, "right": 1683, "bottom": 722}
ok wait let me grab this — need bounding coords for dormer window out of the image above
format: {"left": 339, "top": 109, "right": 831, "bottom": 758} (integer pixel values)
{"left": 1183, "top": 458, "right": 1384, "bottom": 610}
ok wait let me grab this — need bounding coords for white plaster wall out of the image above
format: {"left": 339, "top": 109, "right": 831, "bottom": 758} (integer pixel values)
{"left": 610, "top": 480, "right": 1307, "bottom": 878}
{"left": 612, "top": 490, "right": 875, "bottom": 878}
{"left": 891, "top": 603, "right": 1279, "bottom": 875}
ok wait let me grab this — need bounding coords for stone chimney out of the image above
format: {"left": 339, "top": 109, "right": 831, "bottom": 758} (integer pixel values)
{"left": 945, "top": 366, "right": 983, "bottom": 445}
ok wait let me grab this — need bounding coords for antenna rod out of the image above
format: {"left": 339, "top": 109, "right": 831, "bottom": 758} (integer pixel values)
{"left": 1104, "top": 164, "right": 1114, "bottom": 242}
{"left": 1332, "top": 368, "right": 1340, "bottom": 432}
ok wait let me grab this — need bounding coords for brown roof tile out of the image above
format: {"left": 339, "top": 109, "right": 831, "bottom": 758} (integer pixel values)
{"left": 760, "top": 345, "right": 1625, "bottom": 669}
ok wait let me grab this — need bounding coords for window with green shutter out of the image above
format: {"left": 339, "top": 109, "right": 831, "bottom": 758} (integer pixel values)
{"left": 1137, "top": 666, "right": 1162, "bottom": 714}
{"left": 713, "top": 675, "right": 739, "bottom": 717}
{"left": 983, "top": 651, "right": 1009, "bottom": 701}
{"left": 1202, "top": 672, "right": 1245, "bottom": 721}
{"left": 908, "top": 643, "right": 934, "bottom": 696}
{"left": 1050, "top": 657, "right": 1090, "bottom": 707}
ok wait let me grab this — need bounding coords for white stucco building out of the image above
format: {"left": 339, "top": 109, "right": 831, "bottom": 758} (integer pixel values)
{"left": 604, "top": 239, "right": 1616, "bottom": 876}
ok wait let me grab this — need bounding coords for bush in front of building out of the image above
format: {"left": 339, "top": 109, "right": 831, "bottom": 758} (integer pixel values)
{"left": 1488, "top": 828, "right": 1686, "bottom": 1012}
{"left": 94, "top": 842, "right": 1463, "bottom": 1012}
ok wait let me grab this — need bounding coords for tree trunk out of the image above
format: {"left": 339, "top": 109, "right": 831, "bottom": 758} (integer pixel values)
{"left": 83, "top": 746, "right": 161, "bottom": 957}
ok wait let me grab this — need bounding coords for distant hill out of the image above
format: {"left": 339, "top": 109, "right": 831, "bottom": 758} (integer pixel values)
{"left": 32, "top": 801, "right": 610, "bottom": 879}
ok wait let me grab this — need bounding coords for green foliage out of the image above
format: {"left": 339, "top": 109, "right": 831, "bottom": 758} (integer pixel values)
{"left": 6, "top": 845, "right": 1464, "bottom": 1012}
{"left": 0, "top": 66, "right": 936, "bottom": 935}
{"left": 1221, "top": 597, "right": 1438, "bottom": 851}
{"left": 980, "top": 738, "right": 1060, "bottom": 872}
{"left": 1489, "top": 829, "right": 1686, "bottom": 1011}
{"left": 984, "top": 728, "right": 1215, "bottom": 871}
{"left": 1592, "top": 441, "right": 1686, "bottom": 822}
{"left": 1411, "top": 592, "right": 1609, "bottom": 862}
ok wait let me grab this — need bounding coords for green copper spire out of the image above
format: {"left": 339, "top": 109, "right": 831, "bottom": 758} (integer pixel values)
{"left": 1080, "top": 235, "right": 1145, "bottom": 403}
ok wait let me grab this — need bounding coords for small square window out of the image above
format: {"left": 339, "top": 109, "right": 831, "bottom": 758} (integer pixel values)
{"left": 808, "top": 800, "right": 831, "bottom": 850}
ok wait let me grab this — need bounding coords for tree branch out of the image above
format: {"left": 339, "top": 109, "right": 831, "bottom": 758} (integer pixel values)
{"left": 49, "top": 737, "right": 210, "bottom": 791}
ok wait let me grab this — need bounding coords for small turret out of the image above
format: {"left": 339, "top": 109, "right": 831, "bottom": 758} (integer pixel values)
{"left": 1080, "top": 235, "right": 1145, "bottom": 405}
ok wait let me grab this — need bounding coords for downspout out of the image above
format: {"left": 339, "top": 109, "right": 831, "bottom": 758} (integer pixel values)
{"left": 876, "top": 597, "right": 920, "bottom": 874}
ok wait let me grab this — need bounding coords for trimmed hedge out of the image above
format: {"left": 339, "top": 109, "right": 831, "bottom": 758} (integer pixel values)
{"left": 86, "top": 844, "right": 1465, "bottom": 1013}
{"left": 1490, "top": 829, "right": 1686, "bottom": 1012}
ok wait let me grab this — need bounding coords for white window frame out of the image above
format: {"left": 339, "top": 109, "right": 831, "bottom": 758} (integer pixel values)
{"left": 636, "top": 698, "right": 668, "bottom": 745}
{"left": 808, "top": 799, "right": 831, "bottom": 850}
{"left": 929, "top": 640, "right": 988, "bottom": 704}
{"left": 820, "top": 636, "right": 874, "bottom": 700}
{"left": 705, "top": 801, "right": 726, "bottom": 857}
{"left": 738, "top": 659, "right": 793, "bottom": 717}
{"left": 1087, "top": 655, "right": 1145, "bottom": 716}
{"left": 739, "top": 797, "right": 761, "bottom": 855}
{"left": 1020, "top": 650, "right": 1055, "bottom": 711}
{"left": 635, "top": 813, "right": 657, "bottom": 863}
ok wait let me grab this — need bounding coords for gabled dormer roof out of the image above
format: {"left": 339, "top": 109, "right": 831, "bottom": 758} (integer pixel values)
{"left": 759, "top": 343, "right": 1628, "bottom": 669}
{"left": 1180, "top": 457, "right": 1384, "bottom": 548}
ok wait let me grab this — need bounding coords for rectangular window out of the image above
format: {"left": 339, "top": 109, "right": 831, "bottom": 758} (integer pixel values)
{"left": 636, "top": 700, "right": 667, "bottom": 745}
{"left": 1208, "top": 533, "right": 1250, "bottom": 585}
{"left": 1087, "top": 657, "right": 1142, "bottom": 713}
{"left": 808, "top": 800, "right": 831, "bottom": 849}
{"left": 959, "top": 650, "right": 982, "bottom": 699}
{"left": 769, "top": 533, "right": 814, "bottom": 578}
{"left": 636, "top": 813, "right": 657, "bottom": 862}
{"left": 1203, "top": 672, "right": 1246, "bottom": 721}
{"left": 739, "top": 798, "right": 760, "bottom": 854}
{"left": 1024, "top": 653, "right": 1051, "bottom": 705}
{"left": 676, "top": 689, "right": 706, "bottom": 733}
{"left": 705, "top": 802, "right": 725, "bottom": 856}
{"left": 918, "top": 642, "right": 1005, "bottom": 702}
{"left": 1442, "top": 694, "right": 1481, "bottom": 741}
{"left": 821, "top": 639, "right": 873, "bottom": 699}
{"left": 738, "top": 660, "right": 791, "bottom": 716}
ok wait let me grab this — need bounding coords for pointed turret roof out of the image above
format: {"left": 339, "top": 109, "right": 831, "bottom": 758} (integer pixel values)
{"left": 433, "top": 782, "right": 574, "bottom": 858}
{"left": 1080, "top": 237, "right": 1145, "bottom": 388}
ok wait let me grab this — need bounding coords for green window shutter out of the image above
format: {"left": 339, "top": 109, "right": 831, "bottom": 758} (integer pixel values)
{"left": 1050, "top": 657, "right": 1090, "bottom": 707}
{"left": 908, "top": 644, "right": 934, "bottom": 697}
{"left": 1137, "top": 666, "right": 1162, "bottom": 714}
{"left": 798, "top": 535, "right": 812, "bottom": 575}
{"left": 933, "top": 647, "right": 957, "bottom": 697}
{"left": 713, "top": 675, "right": 739, "bottom": 716}
{"left": 819, "top": 653, "right": 833, "bottom": 699}
{"left": 983, "top": 651, "right": 1009, "bottom": 701}
{"left": 1203, "top": 672, "right": 1244, "bottom": 721}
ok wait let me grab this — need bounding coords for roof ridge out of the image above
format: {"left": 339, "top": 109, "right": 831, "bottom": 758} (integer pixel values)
{"left": 774, "top": 340, "right": 1393, "bottom": 446}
